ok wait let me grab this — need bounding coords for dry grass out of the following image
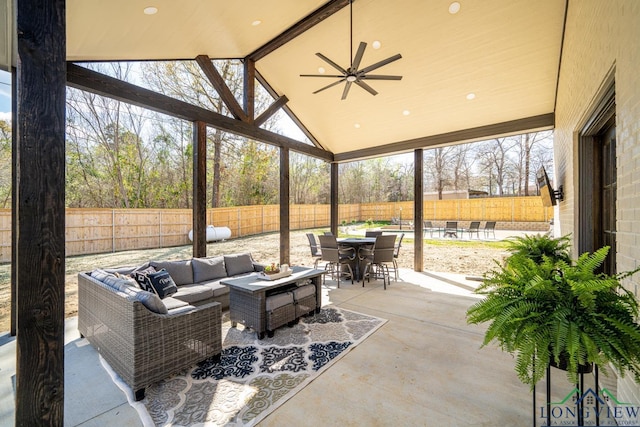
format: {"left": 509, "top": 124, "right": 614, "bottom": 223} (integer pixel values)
{"left": 0, "top": 229, "right": 509, "bottom": 332}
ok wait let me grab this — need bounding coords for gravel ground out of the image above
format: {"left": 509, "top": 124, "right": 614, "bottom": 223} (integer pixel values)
{"left": 0, "top": 229, "right": 510, "bottom": 332}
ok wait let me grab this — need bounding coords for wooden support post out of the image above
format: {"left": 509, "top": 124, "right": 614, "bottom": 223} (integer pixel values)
{"left": 16, "top": 0, "right": 66, "bottom": 424}
{"left": 243, "top": 58, "right": 255, "bottom": 123}
{"left": 192, "top": 121, "right": 207, "bottom": 258}
{"left": 414, "top": 149, "right": 424, "bottom": 272}
{"left": 330, "top": 163, "right": 339, "bottom": 235}
{"left": 280, "top": 147, "right": 290, "bottom": 265}
{"left": 10, "top": 67, "right": 16, "bottom": 337}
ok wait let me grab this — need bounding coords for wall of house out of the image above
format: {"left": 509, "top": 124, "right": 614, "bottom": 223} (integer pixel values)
{"left": 554, "top": 0, "right": 640, "bottom": 405}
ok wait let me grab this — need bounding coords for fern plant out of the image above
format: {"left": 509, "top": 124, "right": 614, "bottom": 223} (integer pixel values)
{"left": 466, "top": 234, "right": 640, "bottom": 387}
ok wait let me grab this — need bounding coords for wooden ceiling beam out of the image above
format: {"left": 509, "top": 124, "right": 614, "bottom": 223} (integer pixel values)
{"left": 67, "top": 63, "right": 333, "bottom": 161}
{"left": 195, "top": 54, "right": 248, "bottom": 122}
{"left": 254, "top": 95, "right": 289, "bottom": 128}
{"left": 333, "top": 113, "right": 555, "bottom": 162}
{"left": 247, "top": 0, "right": 351, "bottom": 62}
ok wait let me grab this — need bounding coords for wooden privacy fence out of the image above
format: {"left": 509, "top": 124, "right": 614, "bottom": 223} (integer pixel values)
{"left": 0, "top": 197, "right": 553, "bottom": 262}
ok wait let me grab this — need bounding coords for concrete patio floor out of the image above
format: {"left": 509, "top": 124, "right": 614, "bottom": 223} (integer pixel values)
{"left": 1, "top": 269, "right": 547, "bottom": 426}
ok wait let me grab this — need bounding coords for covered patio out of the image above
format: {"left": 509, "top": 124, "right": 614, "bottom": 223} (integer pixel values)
{"left": 3, "top": 0, "right": 640, "bottom": 424}
{"left": 2, "top": 269, "right": 537, "bottom": 425}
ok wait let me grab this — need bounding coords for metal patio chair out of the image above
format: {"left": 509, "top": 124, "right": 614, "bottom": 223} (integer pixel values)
{"left": 483, "top": 221, "right": 497, "bottom": 239}
{"left": 392, "top": 232, "right": 404, "bottom": 280}
{"left": 443, "top": 221, "right": 459, "bottom": 238}
{"left": 358, "top": 234, "right": 397, "bottom": 289}
{"left": 464, "top": 221, "right": 481, "bottom": 239}
{"left": 318, "top": 234, "right": 355, "bottom": 287}
{"left": 306, "top": 233, "right": 322, "bottom": 268}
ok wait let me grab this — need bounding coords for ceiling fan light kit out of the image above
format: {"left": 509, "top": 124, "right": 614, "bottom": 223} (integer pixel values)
{"left": 300, "top": 0, "right": 402, "bottom": 100}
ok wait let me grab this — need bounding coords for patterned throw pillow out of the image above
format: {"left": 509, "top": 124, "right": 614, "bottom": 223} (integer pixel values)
{"left": 131, "top": 266, "right": 157, "bottom": 293}
{"left": 146, "top": 269, "right": 178, "bottom": 299}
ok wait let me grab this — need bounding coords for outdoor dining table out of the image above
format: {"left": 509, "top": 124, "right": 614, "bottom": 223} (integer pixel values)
{"left": 336, "top": 237, "right": 377, "bottom": 281}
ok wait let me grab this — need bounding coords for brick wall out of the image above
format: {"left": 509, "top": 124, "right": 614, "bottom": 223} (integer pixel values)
{"left": 554, "top": 0, "right": 640, "bottom": 407}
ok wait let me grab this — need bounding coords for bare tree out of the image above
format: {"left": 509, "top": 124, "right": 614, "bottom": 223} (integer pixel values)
{"left": 0, "top": 119, "right": 11, "bottom": 207}
{"left": 425, "top": 147, "right": 455, "bottom": 199}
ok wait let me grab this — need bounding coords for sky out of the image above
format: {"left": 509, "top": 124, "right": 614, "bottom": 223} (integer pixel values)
{"left": 0, "top": 70, "right": 10, "bottom": 114}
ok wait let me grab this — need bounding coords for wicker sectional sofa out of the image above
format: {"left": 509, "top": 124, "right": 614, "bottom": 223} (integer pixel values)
{"left": 77, "top": 252, "right": 264, "bottom": 400}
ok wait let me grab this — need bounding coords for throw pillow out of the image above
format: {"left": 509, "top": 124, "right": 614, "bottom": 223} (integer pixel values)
{"left": 150, "top": 260, "right": 193, "bottom": 285}
{"left": 91, "top": 269, "right": 117, "bottom": 283}
{"left": 224, "top": 253, "right": 255, "bottom": 276}
{"left": 146, "top": 269, "right": 178, "bottom": 299}
{"left": 115, "top": 272, "right": 139, "bottom": 287}
{"left": 131, "top": 266, "right": 157, "bottom": 293}
{"left": 192, "top": 256, "right": 226, "bottom": 283}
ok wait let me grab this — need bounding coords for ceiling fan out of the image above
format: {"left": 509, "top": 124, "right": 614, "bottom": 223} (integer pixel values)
{"left": 300, "top": 0, "right": 402, "bottom": 100}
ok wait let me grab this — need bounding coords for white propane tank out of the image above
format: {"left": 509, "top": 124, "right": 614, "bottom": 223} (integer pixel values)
{"left": 188, "top": 225, "right": 232, "bottom": 242}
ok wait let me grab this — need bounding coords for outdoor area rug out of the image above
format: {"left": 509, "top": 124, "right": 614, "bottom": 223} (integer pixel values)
{"left": 105, "top": 306, "right": 386, "bottom": 426}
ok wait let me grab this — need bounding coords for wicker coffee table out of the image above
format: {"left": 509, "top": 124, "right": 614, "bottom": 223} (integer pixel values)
{"left": 221, "top": 266, "right": 324, "bottom": 339}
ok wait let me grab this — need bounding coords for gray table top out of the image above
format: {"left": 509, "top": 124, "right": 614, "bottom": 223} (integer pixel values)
{"left": 220, "top": 266, "right": 324, "bottom": 294}
{"left": 337, "top": 237, "right": 376, "bottom": 245}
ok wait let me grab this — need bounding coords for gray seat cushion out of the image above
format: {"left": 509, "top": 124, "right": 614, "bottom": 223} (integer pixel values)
{"left": 192, "top": 256, "right": 226, "bottom": 283}
{"left": 199, "top": 280, "right": 230, "bottom": 298}
{"left": 162, "top": 296, "right": 190, "bottom": 311}
{"left": 151, "top": 260, "right": 193, "bottom": 286}
{"left": 266, "top": 292, "right": 294, "bottom": 310}
{"left": 224, "top": 253, "right": 255, "bottom": 276}
{"left": 293, "top": 284, "right": 316, "bottom": 300}
{"left": 172, "top": 284, "right": 214, "bottom": 304}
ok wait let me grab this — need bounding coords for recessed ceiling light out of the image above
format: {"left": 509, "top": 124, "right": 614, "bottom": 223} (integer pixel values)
{"left": 318, "top": 67, "right": 326, "bottom": 74}
{"left": 449, "top": 2, "right": 461, "bottom": 14}
{"left": 251, "top": 20, "right": 262, "bottom": 26}
{"left": 143, "top": 6, "right": 158, "bottom": 15}
{"left": 466, "top": 93, "right": 476, "bottom": 100}
{"left": 402, "top": 110, "right": 411, "bottom": 116}
{"left": 354, "top": 123, "right": 361, "bottom": 129}
{"left": 372, "top": 40, "right": 381, "bottom": 50}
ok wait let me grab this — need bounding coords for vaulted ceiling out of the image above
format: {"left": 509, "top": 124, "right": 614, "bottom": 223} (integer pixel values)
{"left": 66, "top": 0, "right": 566, "bottom": 161}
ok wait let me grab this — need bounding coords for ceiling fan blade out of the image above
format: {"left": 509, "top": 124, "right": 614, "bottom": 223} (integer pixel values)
{"left": 357, "top": 53, "right": 402, "bottom": 75}
{"left": 341, "top": 81, "right": 353, "bottom": 100}
{"left": 359, "top": 75, "right": 403, "bottom": 80}
{"left": 313, "top": 78, "right": 346, "bottom": 94}
{"left": 351, "top": 42, "right": 367, "bottom": 71}
{"left": 355, "top": 80, "right": 378, "bottom": 96}
{"left": 300, "top": 74, "right": 347, "bottom": 78}
{"left": 316, "top": 52, "right": 348, "bottom": 74}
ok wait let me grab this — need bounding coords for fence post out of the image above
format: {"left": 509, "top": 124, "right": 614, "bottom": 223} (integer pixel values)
{"left": 112, "top": 209, "right": 116, "bottom": 253}
{"left": 159, "top": 210, "right": 163, "bottom": 248}
{"left": 238, "top": 209, "right": 241, "bottom": 237}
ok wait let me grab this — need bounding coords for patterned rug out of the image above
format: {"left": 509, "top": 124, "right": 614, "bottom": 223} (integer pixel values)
{"left": 122, "top": 306, "right": 385, "bottom": 426}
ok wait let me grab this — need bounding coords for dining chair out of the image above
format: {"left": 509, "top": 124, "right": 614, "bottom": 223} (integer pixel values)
{"left": 423, "top": 221, "right": 437, "bottom": 238}
{"left": 306, "top": 233, "right": 322, "bottom": 268}
{"left": 443, "top": 221, "right": 459, "bottom": 238}
{"left": 358, "top": 234, "right": 396, "bottom": 289}
{"left": 318, "top": 234, "right": 355, "bottom": 287}
{"left": 483, "top": 221, "right": 497, "bottom": 239}
{"left": 392, "top": 233, "right": 404, "bottom": 280}
{"left": 365, "top": 230, "right": 383, "bottom": 237}
{"left": 464, "top": 221, "right": 481, "bottom": 239}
